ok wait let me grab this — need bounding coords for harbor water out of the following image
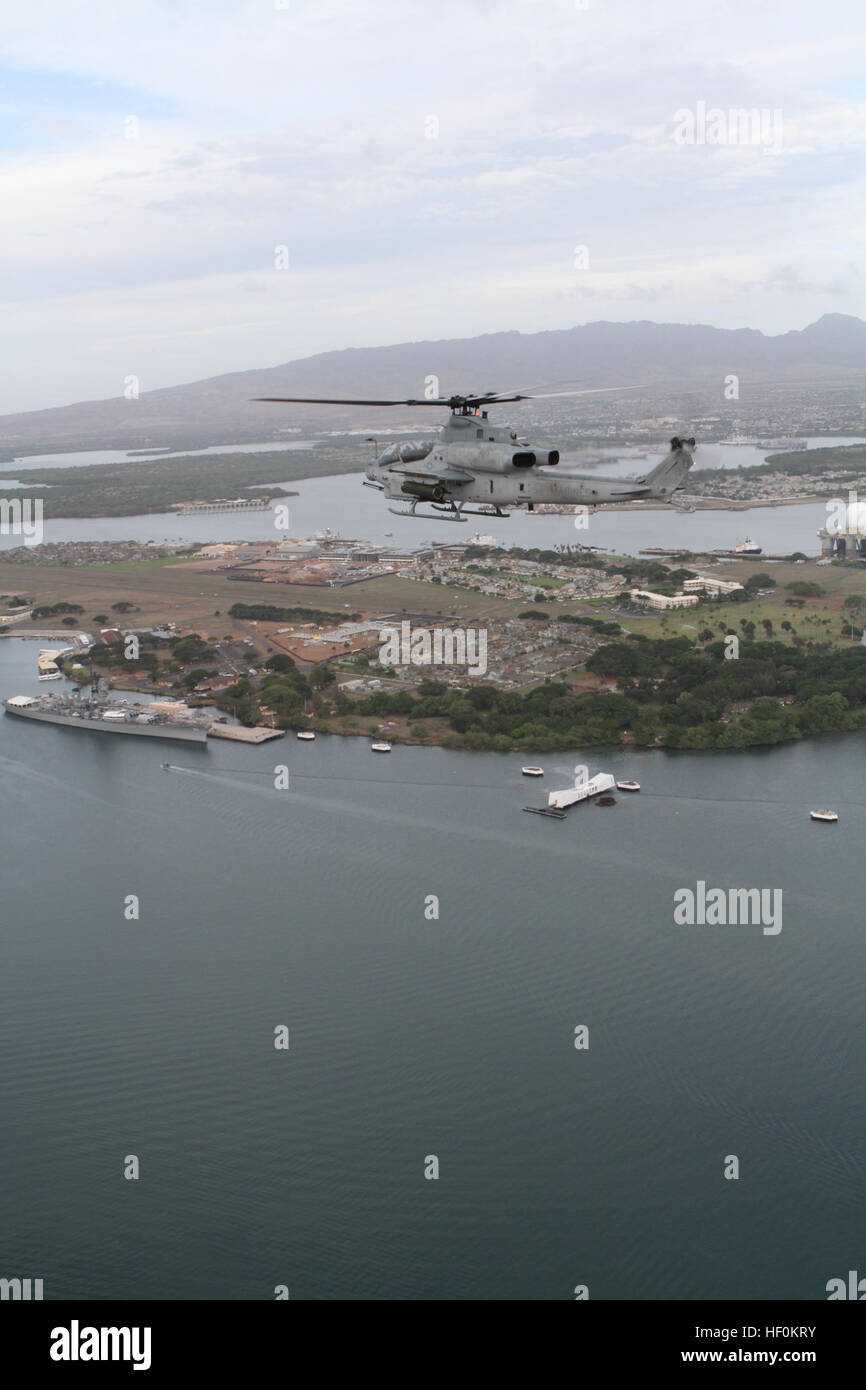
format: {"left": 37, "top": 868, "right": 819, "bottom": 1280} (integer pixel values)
{"left": 1, "top": 638, "right": 864, "bottom": 1299}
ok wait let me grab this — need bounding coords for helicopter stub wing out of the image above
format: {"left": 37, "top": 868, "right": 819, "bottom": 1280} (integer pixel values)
{"left": 386, "top": 460, "right": 473, "bottom": 485}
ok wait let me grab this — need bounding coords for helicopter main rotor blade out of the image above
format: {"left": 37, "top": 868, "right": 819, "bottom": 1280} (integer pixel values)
{"left": 254, "top": 395, "right": 452, "bottom": 406}
{"left": 254, "top": 383, "right": 647, "bottom": 408}
{"left": 459, "top": 383, "right": 647, "bottom": 406}
{"left": 510, "top": 384, "right": 648, "bottom": 401}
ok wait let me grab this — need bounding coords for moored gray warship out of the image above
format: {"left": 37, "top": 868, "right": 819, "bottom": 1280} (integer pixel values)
{"left": 4, "top": 689, "right": 211, "bottom": 743}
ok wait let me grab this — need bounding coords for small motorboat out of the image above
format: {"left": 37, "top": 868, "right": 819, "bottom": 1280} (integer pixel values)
{"left": 616, "top": 779, "right": 641, "bottom": 792}
{"left": 522, "top": 766, "right": 544, "bottom": 777}
{"left": 596, "top": 795, "right": 617, "bottom": 807}
{"left": 371, "top": 741, "right": 392, "bottom": 752}
{"left": 161, "top": 762, "right": 172, "bottom": 771}
{"left": 296, "top": 730, "right": 316, "bottom": 740}
{"left": 810, "top": 809, "right": 838, "bottom": 822}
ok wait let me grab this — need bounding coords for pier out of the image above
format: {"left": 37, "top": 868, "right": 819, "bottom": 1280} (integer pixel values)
{"left": 207, "top": 724, "right": 284, "bottom": 744}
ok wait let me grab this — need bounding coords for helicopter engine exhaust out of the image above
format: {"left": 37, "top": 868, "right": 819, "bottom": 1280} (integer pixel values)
{"left": 512, "top": 448, "right": 559, "bottom": 467}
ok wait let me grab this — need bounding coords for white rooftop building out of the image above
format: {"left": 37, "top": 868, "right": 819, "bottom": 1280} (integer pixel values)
{"left": 630, "top": 589, "right": 699, "bottom": 610}
{"left": 683, "top": 576, "right": 744, "bottom": 596}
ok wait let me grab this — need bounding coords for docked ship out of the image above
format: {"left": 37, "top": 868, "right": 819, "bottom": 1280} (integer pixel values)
{"left": 733, "top": 536, "right": 762, "bottom": 555}
{"left": 4, "top": 691, "right": 211, "bottom": 743}
{"left": 757, "top": 438, "right": 808, "bottom": 452}
{"left": 178, "top": 496, "right": 270, "bottom": 514}
{"left": 37, "top": 649, "right": 63, "bottom": 681}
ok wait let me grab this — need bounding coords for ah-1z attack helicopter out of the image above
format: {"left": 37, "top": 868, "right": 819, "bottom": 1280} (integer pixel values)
{"left": 256, "top": 385, "right": 696, "bottom": 523}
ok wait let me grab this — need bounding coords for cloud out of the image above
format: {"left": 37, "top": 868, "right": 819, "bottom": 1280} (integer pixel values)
{"left": 0, "top": 0, "right": 864, "bottom": 411}
{"left": 725, "top": 265, "right": 851, "bottom": 296}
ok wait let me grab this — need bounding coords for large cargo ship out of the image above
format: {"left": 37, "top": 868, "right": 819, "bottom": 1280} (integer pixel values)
{"left": 3, "top": 692, "right": 211, "bottom": 743}
{"left": 757, "top": 438, "right": 808, "bottom": 452}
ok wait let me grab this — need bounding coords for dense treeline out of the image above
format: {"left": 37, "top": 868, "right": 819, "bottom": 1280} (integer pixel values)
{"left": 341, "top": 638, "right": 866, "bottom": 751}
{"left": 692, "top": 444, "right": 866, "bottom": 484}
{"left": 215, "top": 652, "right": 338, "bottom": 725}
{"left": 7, "top": 449, "right": 361, "bottom": 518}
{"left": 227, "top": 602, "right": 359, "bottom": 623}
{"left": 30, "top": 601, "right": 84, "bottom": 617}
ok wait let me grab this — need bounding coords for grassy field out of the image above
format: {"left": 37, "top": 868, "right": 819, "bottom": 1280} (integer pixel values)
{"left": 617, "top": 559, "right": 866, "bottom": 647}
{"left": 85, "top": 555, "right": 201, "bottom": 572}
{"left": 2, "top": 554, "right": 865, "bottom": 654}
{"left": 0, "top": 563, "right": 552, "bottom": 637}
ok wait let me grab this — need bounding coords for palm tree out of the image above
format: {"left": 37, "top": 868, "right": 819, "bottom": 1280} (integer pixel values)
{"left": 843, "top": 594, "right": 866, "bottom": 640}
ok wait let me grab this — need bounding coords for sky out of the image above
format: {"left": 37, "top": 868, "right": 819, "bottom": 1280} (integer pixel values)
{"left": 1, "top": 0, "right": 864, "bottom": 413}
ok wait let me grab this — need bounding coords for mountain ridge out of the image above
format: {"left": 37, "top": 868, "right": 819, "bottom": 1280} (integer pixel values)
{"left": 3, "top": 314, "right": 865, "bottom": 452}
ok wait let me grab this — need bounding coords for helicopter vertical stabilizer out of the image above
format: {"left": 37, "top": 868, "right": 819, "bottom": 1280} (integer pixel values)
{"left": 638, "top": 437, "right": 695, "bottom": 496}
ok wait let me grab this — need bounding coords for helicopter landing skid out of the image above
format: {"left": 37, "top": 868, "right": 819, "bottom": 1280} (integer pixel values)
{"left": 387, "top": 500, "right": 510, "bottom": 523}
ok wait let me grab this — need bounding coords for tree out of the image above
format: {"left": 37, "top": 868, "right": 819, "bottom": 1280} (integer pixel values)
{"left": 786, "top": 581, "right": 824, "bottom": 598}
{"left": 172, "top": 634, "right": 215, "bottom": 662}
{"left": 181, "top": 668, "right": 211, "bottom": 689}
{"left": 843, "top": 594, "right": 866, "bottom": 639}
{"left": 265, "top": 653, "right": 296, "bottom": 673}
{"left": 309, "top": 664, "right": 335, "bottom": 688}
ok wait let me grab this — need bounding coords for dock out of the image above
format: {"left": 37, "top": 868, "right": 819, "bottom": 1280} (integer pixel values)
{"left": 207, "top": 724, "right": 284, "bottom": 744}
{"left": 523, "top": 805, "right": 567, "bottom": 820}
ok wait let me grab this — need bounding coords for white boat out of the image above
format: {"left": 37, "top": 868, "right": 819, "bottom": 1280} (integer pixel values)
{"left": 522, "top": 766, "right": 544, "bottom": 777}
{"left": 37, "top": 649, "right": 62, "bottom": 680}
{"left": 370, "top": 741, "right": 392, "bottom": 752}
{"left": 616, "top": 779, "right": 641, "bottom": 792}
{"left": 810, "top": 809, "right": 838, "bottom": 823}
{"left": 296, "top": 730, "right": 316, "bottom": 740}
{"left": 733, "top": 536, "right": 762, "bottom": 555}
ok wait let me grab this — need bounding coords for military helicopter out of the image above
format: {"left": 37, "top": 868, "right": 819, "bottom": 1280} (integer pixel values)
{"left": 255, "top": 385, "right": 696, "bottom": 523}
